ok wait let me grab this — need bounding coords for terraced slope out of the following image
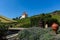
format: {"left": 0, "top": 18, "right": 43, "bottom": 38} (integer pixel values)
{"left": 0, "top": 16, "right": 17, "bottom": 23}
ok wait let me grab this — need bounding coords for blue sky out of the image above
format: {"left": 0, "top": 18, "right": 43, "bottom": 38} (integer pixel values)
{"left": 0, "top": 0, "right": 60, "bottom": 18}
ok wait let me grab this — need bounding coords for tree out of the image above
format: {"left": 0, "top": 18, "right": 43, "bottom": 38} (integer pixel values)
{"left": 12, "top": 18, "right": 16, "bottom": 20}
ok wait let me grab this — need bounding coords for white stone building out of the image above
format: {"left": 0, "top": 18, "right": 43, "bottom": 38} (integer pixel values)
{"left": 20, "top": 12, "right": 28, "bottom": 19}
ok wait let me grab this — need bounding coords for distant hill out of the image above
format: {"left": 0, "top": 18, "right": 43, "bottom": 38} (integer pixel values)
{"left": 51, "top": 10, "right": 60, "bottom": 15}
{"left": 51, "top": 10, "right": 60, "bottom": 22}
{"left": 0, "top": 15, "right": 17, "bottom": 23}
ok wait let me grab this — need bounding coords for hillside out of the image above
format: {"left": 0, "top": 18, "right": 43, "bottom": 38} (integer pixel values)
{"left": 0, "top": 15, "right": 17, "bottom": 23}
{"left": 14, "top": 10, "right": 60, "bottom": 28}
{"left": 51, "top": 10, "right": 60, "bottom": 15}
{"left": 51, "top": 10, "right": 60, "bottom": 22}
{"left": 16, "top": 18, "right": 31, "bottom": 27}
{"left": 0, "top": 10, "right": 60, "bottom": 27}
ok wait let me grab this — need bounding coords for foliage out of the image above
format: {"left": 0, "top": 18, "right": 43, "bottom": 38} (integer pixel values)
{"left": 12, "top": 13, "right": 59, "bottom": 28}
{"left": 20, "top": 23, "right": 31, "bottom": 28}
{"left": 52, "top": 14, "right": 60, "bottom": 23}
{"left": 30, "top": 14, "right": 59, "bottom": 27}
{"left": 0, "top": 22, "right": 8, "bottom": 40}
{"left": 18, "top": 27, "right": 58, "bottom": 40}
{"left": 30, "top": 17, "right": 40, "bottom": 27}
{"left": 12, "top": 11, "right": 60, "bottom": 28}
{"left": 16, "top": 18, "right": 31, "bottom": 28}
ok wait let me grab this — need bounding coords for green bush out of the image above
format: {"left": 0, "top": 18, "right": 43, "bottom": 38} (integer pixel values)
{"left": 20, "top": 23, "right": 31, "bottom": 28}
{"left": 16, "top": 18, "right": 31, "bottom": 28}
{"left": 18, "top": 27, "right": 57, "bottom": 40}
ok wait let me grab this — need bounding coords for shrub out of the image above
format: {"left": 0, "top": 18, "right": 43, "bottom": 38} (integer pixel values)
{"left": 18, "top": 27, "right": 57, "bottom": 40}
{"left": 20, "top": 23, "right": 31, "bottom": 28}
{"left": 16, "top": 18, "right": 31, "bottom": 28}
